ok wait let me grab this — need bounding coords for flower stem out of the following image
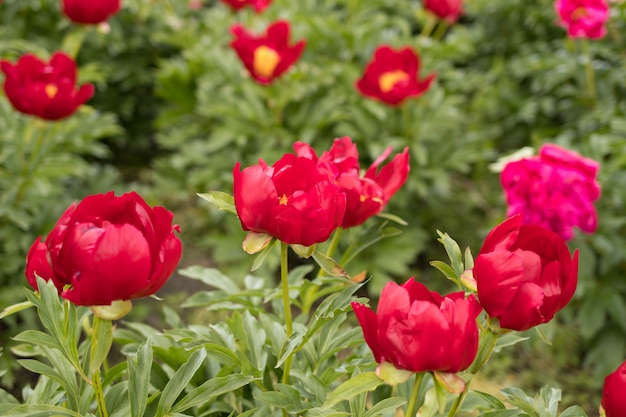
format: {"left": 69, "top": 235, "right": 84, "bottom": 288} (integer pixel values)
{"left": 419, "top": 14, "right": 437, "bottom": 40}
{"left": 581, "top": 38, "right": 596, "bottom": 102}
{"left": 280, "top": 242, "right": 294, "bottom": 385}
{"left": 90, "top": 316, "right": 109, "bottom": 417}
{"left": 405, "top": 372, "right": 425, "bottom": 417}
{"left": 432, "top": 19, "right": 449, "bottom": 42}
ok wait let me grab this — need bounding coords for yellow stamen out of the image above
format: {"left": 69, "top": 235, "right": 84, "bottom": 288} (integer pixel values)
{"left": 278, "top": 194, "right": 288, "bottom": 205}
{"left": 45, "top": 84, "right": 58, "bottom": 99}
{"left": 360, "top": 195, "right": 368, "bottom": 202}
{"left": 378, "top": 70, "right": 409, "bottom": 93}
{"left": 253, "top": 46, "right": 280, "bottom": 79}
{"left": 571, "top": 7, "right": 588, "bottom": 20}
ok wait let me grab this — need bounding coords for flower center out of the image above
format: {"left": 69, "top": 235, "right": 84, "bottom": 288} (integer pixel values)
{"left": 571, "top": 7, "right": 588, "bottom": 20}
{"left": 378, "top": 70, "right": 409, "bottom": 93}
{"left": 253, "top": 46, "right": 280, "bottom": 79}
{"left": 45, "top": 84, "right": 59, "bottom": 99}
{"left": 278, "top": 194, "right": 288, "bottom": 205}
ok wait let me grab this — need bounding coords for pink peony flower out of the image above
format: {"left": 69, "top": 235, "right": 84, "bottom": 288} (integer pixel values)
{"left": 554, "top": 0, "right": 609, "bottom": 39}
{"left": 501, "top": 144, "right": 600, "bottom": 241}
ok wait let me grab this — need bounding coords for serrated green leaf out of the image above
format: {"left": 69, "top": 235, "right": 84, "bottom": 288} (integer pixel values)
{"left": 323, "top": 372, "right": 383, "bottom": 408}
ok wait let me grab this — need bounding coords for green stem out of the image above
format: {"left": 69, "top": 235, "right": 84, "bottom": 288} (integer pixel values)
{"left": 14, "top": 120, "right": 48, "bottom": 206}
{"left": 432, "top": 19, "right": 449, "bottom": 42}
{"left": 405, "top": 372, "right": 425, "bottom": 417}
{"left": 581, "top": 38, "right": 596, "bottom": 101}
{"left": 280, "top": 243, "right": 294, "bottom": 385}
{"left": 419, "top": 14, "right": 437, "bottom": 39}
{"left": 90, "top": 316, "right": 109, "bottom": 417}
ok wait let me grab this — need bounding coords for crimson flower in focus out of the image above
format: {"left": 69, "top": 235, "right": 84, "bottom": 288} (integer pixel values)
{"left": 62, "top": 0, "right": 121, "bottom": 25}
{"left": 555, "top": 0, "right": 609, "bottom": 39}
{"left": 601, "top": 360, "right": 626, "bottom": 417}
{"left": 221, "top": 0, "right": 271, "bottom": 12}
{"left": 230, "top": 20, "right": 306, "bottom": 85}
{"left": 233, "top": 153, "right": 346, "bottom": 246}
{"left": 25, "top": 191, "right": 182, "bottom": 307}
{"left": 352, "top": 278, "right": 481, "bottom": 373}
{"left": 501, "top": 144, "right": 600, "bottom": 241}
{"left": 294, "top": 137, "right": 410, "bottom": 228}
{"left": 473, "top": 215, "right": 578, "bottom": 332}
{"left": 356, "top": 46, "right": 435, "bottom": 106}
{"left": 0, "top": 52, "right": 94, "bottom": 120}
{"left": 423, "top": 0, "right": 463, "bottom": 23}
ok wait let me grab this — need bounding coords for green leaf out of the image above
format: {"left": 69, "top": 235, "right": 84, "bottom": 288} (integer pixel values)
{"left": 1, "top": 404, "right": 86, "bottom": 416}
{"left": 251, "top": 238, "right": 278, "bottom": 272}
{"left": 276, "top": 330, "right": 304, "bottom": 367}
{"left": 473, "top": 390, "right": 507, "bottom": 410}
{"left": 364, "top": 397, "right": 406, "bottom": 417}
{"left": 171, "top": 374, "right": 254, "bottom": 413}
{"left": 0, "top": 300, "right": 34, "bottom": 319}
{"left": 429, "top": 260, "right": 458, "bottom": 282}
{"left": 312, "top": 250, "right": 350, "bottom": 278}
{"left": 323, "top": 372, "right": 383, "bottom": 408}
{"left": 436, "top": 230, "right": 465, "bottom": 278}
{"left": 376, "top": 212, "right": 408, "bottom": 226}
{"left": 243, "top": 232, "right": 273, "bottom": 254}
{"left": 128, "top": 341, "right": 153, "bottom": 417}
{"left": 179, "top": 266, "right": 241, "bottom": 294}
{"left": 464, "top": 246, "right": 474, "bottom": 270}
{"left": 12, "top": 330, "right": 57, "bottom": 350}
{"left": 291, "top": 243, "right": 316, "bottom": 258}
{"left": 89, "top": 316, "right": 113, "bottom": 375}
{"left": 560, "top": 406, "right": 588, "bottom": 417}
{"left": 156, "top": 348, "right": 207, "bottom": 417}
{"left": 197, "top": 191, "right": 237, "bottom": 215}
{"left": 493, "top": 333, "right": 530, "bottom": 353}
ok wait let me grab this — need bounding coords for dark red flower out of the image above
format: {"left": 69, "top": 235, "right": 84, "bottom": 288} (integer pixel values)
{"left": 233, "top": 153, "right": 346, "bottom": 246}
{"left": 473, "top": 215, "right": 578, "bottom": 331}
{"left": 356, "top": 46, "right": 435, "bottom": 106}
{"left": 62, "top": 0, "right": 121, "bottom": 25}
{"left": 602, "top": 360, "right": 626, "bottom": 417}
{"left": 230, "top": 20, "right": 306, "bottom": 85}
{"left": 25, "top": 191, "right": 182, "bottom": 306}
{"left": 0, "top": 52, "right": 94, "bottom": 121}
{"left": 352, "top": 278, "right": 481, "bottom": 373}
{"left": 294, "top": 137, "right": 410, "bottom": 228}
{"left": 501, "top": 144, "right": 600, "bottom": 241}
{"left": 423, "top": 0, "right": 463, "bottom": 23}
{"left": 221, "top": 0, "right": 271, "bottom": 12}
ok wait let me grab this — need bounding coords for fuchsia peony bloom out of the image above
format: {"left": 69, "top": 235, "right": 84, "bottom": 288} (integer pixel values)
{"left": 351, "top": 278, "right": 481, "bottom": 373}
{"left": 294, "top": 137, "right": 410, "bottom": 228}
{"left": 423, "top": 0, "right": 464, "bottom": 23}
{"left": 230, "top": 21, "right": 306, "bottom": 85}
{"left": 356, "top": 46, "right": 435, "bottom": 106}
{"left": 602, "top": 360, "right": 626, "bottom": 417}
{"left": 221, "top": 0, "right": 271, "bottom": 13}
{"left": 555, "top": 0, "right": 609, "bottom": 39}
{"left": 501, "top": 144, "right": 600, "bottom": 241}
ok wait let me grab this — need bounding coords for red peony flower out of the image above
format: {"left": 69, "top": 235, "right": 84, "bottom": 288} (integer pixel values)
{"left": 25, "top": 191, "right": 182, "bottom": 306}
{"left": 221, "top": 0, "right": 271, "bottom": 13}
{"left": 423, "top": 0, "right": 464, "bottom": 23}
{"left": 356, "top": 46, "right": 435, "bottom": 106}
{"left": 233, "top": 153, "right": 346, "bottom": 246}
{"left": 294, "top": 137, "right": 410, "bottom": 228}
{"left": 501, "top": 144, "right": 600, "bottom": 241}
{"left": 61, "top": 0, "right": 121, "bottom": 25}
{"left": 352, "top": 278, "right": 481, "bottom": 373}
{"left": 473, "top": 215, "right": 578, "bottom": 331}
{"left": 230, "top": 20, "right": 306, "bottom": 85}
{"left": 555, "top": 0, "right": 609, "bottom": 39}
{"left": 602, "top": 360, "right": 626, "bottom": 417}
{"left": 0, "top": 52, "right": 94, "bottom": 120}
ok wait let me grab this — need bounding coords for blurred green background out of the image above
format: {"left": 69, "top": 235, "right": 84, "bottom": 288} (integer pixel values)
{"left": 2, "top": 0, "right": 626, "bottom": 412}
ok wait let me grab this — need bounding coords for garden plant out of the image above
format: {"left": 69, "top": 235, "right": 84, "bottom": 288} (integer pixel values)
{"left": 2, "top": 0, "right": 626, "bottom": 416}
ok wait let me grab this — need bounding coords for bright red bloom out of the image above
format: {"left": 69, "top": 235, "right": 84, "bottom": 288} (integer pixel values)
{"left": 555, "top": 0, "right": 609, "bottom": 39}
{"left": 501, "top": 144, "right": 600, "bottom": 241}
{"left": 352, "top": 278, "right": 481, "bottom": 373}
{"left": 423, "top": 0, "right": 463, "bottom": 23}
{"left": 233, "top": 153, "right": 346, "bottom": 246}
{"left": 473, "top": 215, "right": 578, "bottom": 331}
{"left": 221, "top": 0, "right": 271, "bottom": 12}
{"left": 356, "top": 46, "right": 435, "bottom": 106}
{"left": 602, "top": 361, "right": 626, "bottom": 417}
{"left": 294, "top": 137, "right": 410, "bottom": 228}
{"left": 62, "top": 0, "right": 121, "bottom": 25}
{"left": 230, "top": 20, "right": 306, "bottom": 85}
{"left": 25, "top": 191, "right": 182, "bottom": 306}
{"left": 0, "top": 52, "right": 94, "bottom": 120}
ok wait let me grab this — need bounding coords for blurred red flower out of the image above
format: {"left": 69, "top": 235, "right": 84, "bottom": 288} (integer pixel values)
{"left": 555, "top": 0, "right": 609, "bottom": 39}
{"left": 0, "top": 52, "right": 94, "bottom": 120}
{"left": 25, "top": 191, "right": 182, "bottom": 306}
{"left": 602, "top": 360, "right": 626, "bottom": 417}
{"left": 473, "top": 215, "right": 578, "bottom": 331}
{"left": 62, "top": 0, "right": 121, "bottom": 25}
{"left": 501, "top": 144, "right": 600, "bottom": 241}
{"left": 423, "top": 0, "right": 463, "bottom": 23}
{"left": 233, "top": 153, "right": 346, "bottom": 246}
{"left": 294, "top": 137, "right": 410, "bottom": 228}
{"left": 356, "top": 46, "right": 435, "bottom": 106}
{"left": 352, "top": 278, "right": 481, "bottom": 373}
{"left": 221, "top": 0, "right": 271, "bottom": 12}
{"left": 230, "top": 20, "right": 306, "bottom": 85}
